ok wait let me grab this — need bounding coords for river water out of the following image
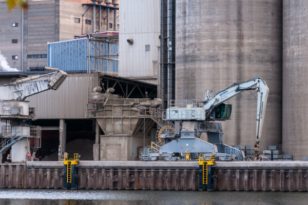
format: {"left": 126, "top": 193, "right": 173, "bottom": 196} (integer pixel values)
{"left": 0, "top": 190, "right": 306, "bottom": 205}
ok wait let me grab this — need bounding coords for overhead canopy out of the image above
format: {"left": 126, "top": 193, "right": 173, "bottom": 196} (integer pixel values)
{"left": 99, "top": 73, "right": 157, "bottom": 99}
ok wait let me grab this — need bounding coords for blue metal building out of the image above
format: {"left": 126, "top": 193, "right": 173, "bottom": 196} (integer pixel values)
{"left": 47, "top": 37, "right": 118, "bottom": 73}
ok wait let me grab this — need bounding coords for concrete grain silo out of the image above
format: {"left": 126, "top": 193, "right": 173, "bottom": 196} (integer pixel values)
{"left": 176, "top": 0, "right": 282, "bottom": 150}
{"left": 283, "top": 0, "right": 308, "bottom": 160}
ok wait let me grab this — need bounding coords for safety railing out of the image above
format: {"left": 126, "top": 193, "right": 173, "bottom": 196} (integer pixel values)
{"left": 168, "top": 99, "right": 201, "bottom": 108}
{"left": 0, "top": 138, "right": 12, "bottom": 150}
{"left": 1, "top": 125, "right": 11, "bottom": 137}
{"left": 151, "top": 142, "right": 160, "bottom": 152}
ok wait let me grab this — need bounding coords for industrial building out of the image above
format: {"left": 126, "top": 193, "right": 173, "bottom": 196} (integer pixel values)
{"left": 2, "top": 0, "right": 308, "bottom": 192}
{"left": 118, "top": 0, "right": 160, "bottom": 85}
{"left": 0, "top": 0, "right": 119, "bottom": 71}
{"left": 118, "top": 0, "right": 308, "bottom": 160}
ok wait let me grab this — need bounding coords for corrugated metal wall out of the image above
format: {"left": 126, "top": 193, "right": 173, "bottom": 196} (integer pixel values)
{"left": 47, "top": 38, "right": 118, "bottom": 72}
{"left": 119, "top": 0, "right": 160, "bottom": 80}
{"left": 28, "top": 74, "right": 92, "bottom": 119}
{"left": 90, "top": 40, "right": 118, "bottom": 73}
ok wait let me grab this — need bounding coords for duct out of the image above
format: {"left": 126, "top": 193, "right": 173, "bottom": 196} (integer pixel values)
{"left": 106, "top": 7, "right": 109, "bottom": 31}
{"left": 92, "top": 1, "right": 96, "bottom": 33}
{"left": 167, "top": 0, "right": 175, "bottom": 108}
{"left": 160, "top": 0, "right": 176, "bottom": 109}
{"left": 99, "top": 5, "right": 101, "bottom": 31}
{"left": 114, "top": 9, "right": 117, "bottom": 31}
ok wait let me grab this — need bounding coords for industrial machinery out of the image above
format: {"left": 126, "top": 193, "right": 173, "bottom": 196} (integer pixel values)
{"left": 62, "top": 152, "right": 80, "bottom": 189}
{"left": 0, "top": 70, "right": 67, "bottom": 162}
{"left": 142, "top": 77, "right": 269, "bottom": 161}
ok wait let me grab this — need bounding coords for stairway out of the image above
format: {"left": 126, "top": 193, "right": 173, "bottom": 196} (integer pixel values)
{"left": 149, "top": 108, "right": 174, "bottom": 128}
{"left": 0, "top": 136, "right": 28, "bottom": 154}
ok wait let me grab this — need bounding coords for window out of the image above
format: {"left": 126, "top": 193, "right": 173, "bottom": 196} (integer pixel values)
{"left": 85, "top": 19, "right": 91, "bottom": 25}
{"left": 12, "top": 23, "right": 18, "bottom": 27}
{"left": 12, "top": 55, "right": 18, "bottom": 60}
{"left": 12, "top": 39, "right": 18, "bottom": 43}
{"left": 145, "top": 45, "right": 150, "bottom": 51}
{"left": 27, "top": 54, "right": 47, "bottom": 58}
{"left": 109, "top": 23, "right": 112, "bottom": 28}
{"left": 96, "top": 21, "right": 99, "bottom": 26}
{"left": 117, "top": 24, "right": 119, "bottom": 29}
{"left": 74, "top": 18, "right": 80, "bottom": 23}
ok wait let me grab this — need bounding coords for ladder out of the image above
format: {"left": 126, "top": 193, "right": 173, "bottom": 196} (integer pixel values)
{"left": 203, "top": 162, "right": 208, "bottom": 185}
{"left": 19, "top": 166, "right": 24, "bottom": 188}
{"left": 67, "top": 161, "right": 72, "bottom": 183}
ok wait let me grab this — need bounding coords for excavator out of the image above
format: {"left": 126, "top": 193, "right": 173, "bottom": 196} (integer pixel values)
{"left": 142, "top": 77, "right": 269, "bottom": 161}
{"left": 0, "top": 69, "right": 67, "bottom": 162}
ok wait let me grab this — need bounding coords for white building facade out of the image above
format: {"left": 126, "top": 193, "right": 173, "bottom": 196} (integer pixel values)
{"left": 118, "top": 0, "right": 160, "bottom": 84}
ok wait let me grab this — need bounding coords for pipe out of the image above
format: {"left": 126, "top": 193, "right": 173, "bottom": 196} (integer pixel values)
{"left": 99, "top": 7, "right": 101, "bottom": 31}
{"left": 92, "top": 4, "right": 96, "bottom": 33}
{"left": 21, "top": 10, "right": 24, "bottom": 71}
{"left": 106, "top": 8, "right": 109, "bottom": 30}
{"left": 87, "top": 35, "right": 91, "bottom": 73}
{"left": 166, "top": 0, "right": 175, "bottom": 108}
{"left": 95, "top": 121, "right": 100, "bottom": 144}
{"left": 114, "top": 9, "right": 116, "bottom": 30}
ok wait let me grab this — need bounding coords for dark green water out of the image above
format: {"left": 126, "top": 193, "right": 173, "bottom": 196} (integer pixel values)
{"left": 0, "top": 190, "right": 306, "bottom": 205}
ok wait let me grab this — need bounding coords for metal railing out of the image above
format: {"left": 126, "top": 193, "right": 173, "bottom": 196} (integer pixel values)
{"left": 151, "top": 142, "right": 160, "bottom": 152}
{"left": 168, "top": 99, "right": 201, "bottom": 108}
{"left": 30, "top": 126, "right": 41, "bottom": 138}
{"left": 1, "top": 125, "right": 11, "bottom": 137}
{"left": 138, "top": 106, "right": 174, "bottom": 128}
{"left": 0, "top": 138, "right": 12, "bottom": 150}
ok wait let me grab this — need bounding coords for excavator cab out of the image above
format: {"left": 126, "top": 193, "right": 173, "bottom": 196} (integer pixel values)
{"left": 213, "top": 103, "right": 232, "bottom": 120}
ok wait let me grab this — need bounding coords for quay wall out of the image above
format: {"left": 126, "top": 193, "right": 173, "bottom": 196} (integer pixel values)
{"left": 1, "top": 161, "right": 308, "bottom": 191}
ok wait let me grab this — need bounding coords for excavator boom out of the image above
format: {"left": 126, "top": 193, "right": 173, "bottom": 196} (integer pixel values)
{"left": 203, "top": 77, "right": 269, "bottom": 144}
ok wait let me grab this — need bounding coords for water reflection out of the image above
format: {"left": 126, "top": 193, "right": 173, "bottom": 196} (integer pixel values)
{"left": 0, "top": 190, "right": 307, "bottom": 205}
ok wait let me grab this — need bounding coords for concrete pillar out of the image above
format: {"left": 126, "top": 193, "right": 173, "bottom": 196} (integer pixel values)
{"left": 58, "top": 119, "right": 66, "bottom": 161}
{"left": 93, "top": 121, "right": 100, "bottom": 161}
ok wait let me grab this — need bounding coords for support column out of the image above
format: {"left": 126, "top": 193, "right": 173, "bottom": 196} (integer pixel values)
{"left": 93, "top": 121, "right": 100, "bottom": 161}
{"left": 58, "top": 119, "right": 66, "bottom": 161}
{"left": 106, "top": 8, "right": 109, "bottom": 30}
{"left": 114, "top": 9, "right": 117, "bottom": 30}
{"left": 99, "top": 6, "right": 101, "bottom": 31}
{"left": 92, "top": 1, "right": 96, "bottom": 33}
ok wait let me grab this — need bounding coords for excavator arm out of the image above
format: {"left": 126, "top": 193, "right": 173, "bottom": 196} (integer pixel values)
{"left": 203, "top": 77, "right": 269, "bottom": 146}
{"left": 0, "top": 70, "right": 67, "bottom": 100}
